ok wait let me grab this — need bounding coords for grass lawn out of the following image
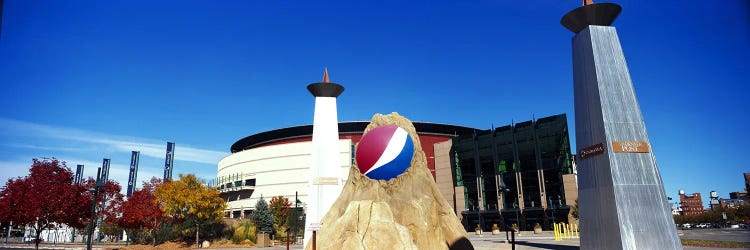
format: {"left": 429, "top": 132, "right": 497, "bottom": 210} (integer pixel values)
{"left": 682, "top": 239, "right": 750, "bottom": 248}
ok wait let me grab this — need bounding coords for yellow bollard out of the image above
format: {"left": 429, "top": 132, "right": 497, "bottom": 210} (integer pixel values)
{"left": 552, "top": 223, "right": 557, "bottom": 240}
{"left": 554, "top": 223, "right": 559, "bottom": 240}
{"left": 560, "top": 223, "right": 564, "bottom": 240}
{"left": 567, "top": 223, "right": 572, "bottom": 239}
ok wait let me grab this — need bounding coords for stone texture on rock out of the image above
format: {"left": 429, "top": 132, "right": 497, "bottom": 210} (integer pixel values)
{"left": 306, "top": 112, "right": 471, "bottom": 250}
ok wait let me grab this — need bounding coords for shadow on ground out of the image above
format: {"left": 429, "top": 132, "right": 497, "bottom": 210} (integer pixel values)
{"left": 514, "top": 241, "right": 580, "bottom": 250}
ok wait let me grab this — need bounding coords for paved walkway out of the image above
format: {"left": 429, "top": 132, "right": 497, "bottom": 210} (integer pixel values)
{"left": 2, "top": 229, "right": 748, "bottom": 249}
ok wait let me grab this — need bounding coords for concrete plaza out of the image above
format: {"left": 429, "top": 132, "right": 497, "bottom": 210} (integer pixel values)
{"left": 0, "top": 229, "right": 748, "bottom": 249}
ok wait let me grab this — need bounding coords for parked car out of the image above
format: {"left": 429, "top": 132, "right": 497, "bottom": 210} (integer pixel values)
{"left": 23, "top": 237, "right": 42, "bottom": 244}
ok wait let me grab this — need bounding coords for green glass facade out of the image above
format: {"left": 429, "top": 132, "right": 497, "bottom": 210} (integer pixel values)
{"left": 450, "top": 114, "right": 574, "bottom": 231}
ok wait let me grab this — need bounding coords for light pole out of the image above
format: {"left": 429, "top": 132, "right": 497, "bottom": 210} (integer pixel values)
{"left": 86, "top": 168, "right": 104, "bottom": 250}
{"left": 498, "top": 184, "right": 510, "bottom": 242}
{"left": 549, "top": 197, "right": 556, "bottom": 226}
{"left": 293, "top": 191, "right": 298, "bottom": 241}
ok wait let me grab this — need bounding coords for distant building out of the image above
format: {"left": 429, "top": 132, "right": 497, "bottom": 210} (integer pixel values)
{"left": 729, "top": 190, "right": 748, "bottom": 200}
{"left": 679, "top": 190, "right": 704, "bottom": 216}
{"left": 719, "top": 198, "right": 745, "bottom": 209}
{"left": 745, "top": 172, "right": 750, "bottom": 192}
{"left": 671, "top": 206, "right": 681, "bottom": 216}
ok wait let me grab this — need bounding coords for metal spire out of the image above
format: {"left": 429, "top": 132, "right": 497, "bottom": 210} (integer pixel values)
{"left": 322, "top": 68, "right": 329, "bottom": 83}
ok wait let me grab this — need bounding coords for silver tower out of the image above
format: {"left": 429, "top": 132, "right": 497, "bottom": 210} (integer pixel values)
{"left": 561, "top": 2, "right": 682, "bottom": 249}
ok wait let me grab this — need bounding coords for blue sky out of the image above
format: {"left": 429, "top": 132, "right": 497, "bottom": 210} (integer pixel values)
{"left": 0, "top": 1, "right": 748, "bottom": 206}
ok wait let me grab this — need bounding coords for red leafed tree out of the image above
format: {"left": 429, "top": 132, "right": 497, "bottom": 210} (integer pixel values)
{"left": 74, "top": 177, "right": 123, "bottom": 245}
{"left": 0, "top": 159, "right": 90, "bottom": 249}
{"left": 80, "top": 178, "right": 124, "bottom": 223}
{"left": 118, "top": 177, "right": 163, "bottom": 245}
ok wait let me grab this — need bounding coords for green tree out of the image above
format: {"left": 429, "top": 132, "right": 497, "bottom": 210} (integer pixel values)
{"left": 285, "top": 208, "right": 304, "bottom": 237}
{"left": 571, "top": 198, "right": 579, "bottom": 219}
{"left": 251, "top": 198, "right": 274, "bottom": 234}
{"left": 154, "top": 174, "right": 226, "bottom": 246}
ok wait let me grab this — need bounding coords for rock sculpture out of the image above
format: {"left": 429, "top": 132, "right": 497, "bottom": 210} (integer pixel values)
{"left": 306, "top": 112, "right": 473, "bottom": 250}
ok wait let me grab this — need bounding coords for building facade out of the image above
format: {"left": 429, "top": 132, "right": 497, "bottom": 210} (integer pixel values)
{"left": 679, "top": 191, "right": 704, "bottom": 216}
{"left": 435, "top": 114, "right": 577, "bottom": 231}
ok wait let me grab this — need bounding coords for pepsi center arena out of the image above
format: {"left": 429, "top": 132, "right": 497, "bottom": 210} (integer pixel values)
{"left": 213, "top": 114, "right": 577, "bottom": 232}
{"left": 213, "top": 121, "right": 473, "bottom": 217}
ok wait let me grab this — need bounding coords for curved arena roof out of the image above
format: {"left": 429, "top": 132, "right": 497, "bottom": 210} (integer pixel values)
{"left": 230, "top": 121, "right": 477, "bottom": 153}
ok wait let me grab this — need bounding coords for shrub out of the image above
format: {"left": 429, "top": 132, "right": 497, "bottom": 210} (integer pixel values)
{"left": 232, "top": 221, "right": 256, "bottom": 244}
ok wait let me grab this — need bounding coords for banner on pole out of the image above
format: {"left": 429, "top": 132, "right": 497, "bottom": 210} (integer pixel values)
{"left": 101, "top": 158, "right": 111, "bottom": 184}
{"left": 127, "top": 151, "right": 140, "bottom": 197}
{"left": 74, "top": 165, "right": 84, "bottom": 184}
{"left": 163, "top": 142, "right": 175, "bottom": 181}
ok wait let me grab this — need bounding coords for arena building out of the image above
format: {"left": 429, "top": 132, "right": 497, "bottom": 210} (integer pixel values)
{"left": 215, "top": 114, "right": 578, "bottom": 233}
{"left": 214, "top": 121, "right": 475, "bottom": 219}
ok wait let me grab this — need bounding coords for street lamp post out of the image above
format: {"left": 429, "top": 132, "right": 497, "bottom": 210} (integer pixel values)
{"left": 549, "top": 197, "right": 556, "bottom": 226}
{"left": 498, "top": 184, "right": 510, "bottom": 243}
{"left": 86, "top": 168, "right": 104, "bottom": 250}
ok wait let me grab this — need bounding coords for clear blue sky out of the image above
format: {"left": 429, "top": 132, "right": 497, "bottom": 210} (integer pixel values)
{"left": 0, "top": 0, "right": 748, "bottom": 207}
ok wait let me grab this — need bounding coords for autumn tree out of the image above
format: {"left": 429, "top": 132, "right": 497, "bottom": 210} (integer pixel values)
{"left": 0, "top": 159, "right": 90, "bottom": 249}
{"left": 74, "top": 178, "right": 123, "bottom": 243}
{"left": 268, "top": 196, "right": 291, "bottom": 228}
{"left": 99, "top": 220, "right": 122, "bottom": 242}
{"left": 251, "top": 198, "right": 274, "bottom": 234}
{"left": 118, "top": 178, "right": 163, "bottom": 245}
{"left": 154, "top": 174, "right": 225, "bottom": 246}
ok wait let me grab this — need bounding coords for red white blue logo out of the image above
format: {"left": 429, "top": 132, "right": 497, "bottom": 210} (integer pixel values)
{"left": 355, "top": 125, "right": 414, "bottom": 181}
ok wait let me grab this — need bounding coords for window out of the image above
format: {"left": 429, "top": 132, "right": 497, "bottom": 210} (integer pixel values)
{"left": 245, "top": 178, "right": 256, "bottom": 186}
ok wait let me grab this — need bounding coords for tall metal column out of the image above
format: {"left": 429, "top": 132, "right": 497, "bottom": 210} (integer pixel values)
{"left": 561, "top": 2, "right": 682, "bottom": 249}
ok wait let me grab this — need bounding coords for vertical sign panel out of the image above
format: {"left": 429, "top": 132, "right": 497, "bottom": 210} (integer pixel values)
{"left": 74, "top": 165, "right": 84, "bottom": 184}
{"left": 127, "top": 151, "right": 140, "bottom": 197}
{"left": 163, "top": 142, "right": 175, "bottom": 181}
{"left": 101, "top": 158, "right": 111, "bottom": 184}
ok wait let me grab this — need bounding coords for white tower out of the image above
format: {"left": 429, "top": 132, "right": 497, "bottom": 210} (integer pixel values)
{"left": 304, "top": 69, "right": 344, "bottom": 248}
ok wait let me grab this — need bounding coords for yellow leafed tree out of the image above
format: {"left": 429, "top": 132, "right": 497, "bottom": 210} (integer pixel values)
{"left": 155, "top": 174, "right": 226, "bottom": 245}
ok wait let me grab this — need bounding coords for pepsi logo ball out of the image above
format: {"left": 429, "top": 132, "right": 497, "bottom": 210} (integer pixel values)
{"left": 355, "top": 125, "right": 414, "bottom": 181}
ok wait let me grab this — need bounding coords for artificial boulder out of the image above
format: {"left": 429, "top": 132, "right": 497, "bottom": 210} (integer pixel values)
{"left": 306, "top": 112, "right": 473, "bottom": 250}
